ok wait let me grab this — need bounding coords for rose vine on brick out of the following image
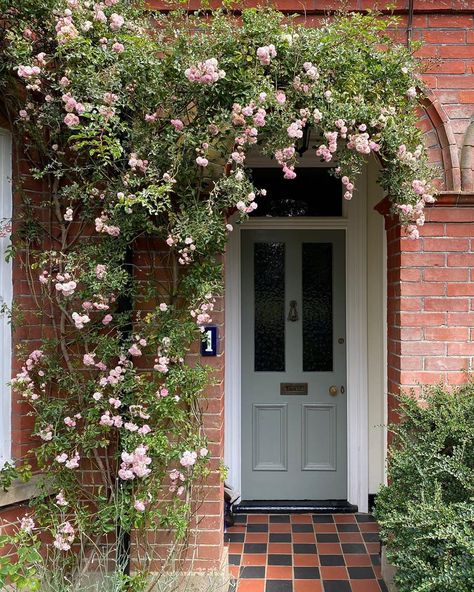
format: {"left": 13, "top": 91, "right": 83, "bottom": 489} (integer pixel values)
{"left": 0, "top": 1, "right": 436, "bottom": 589}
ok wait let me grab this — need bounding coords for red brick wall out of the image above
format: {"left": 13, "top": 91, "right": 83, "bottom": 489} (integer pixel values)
{"left": 384, "top": 201, "right": 474, "bottom": 421}
{"left": 132, "top": 238, "right": 226, "bottom": 570}
{"left": 0, "top": 113, "right": 48, "bottom": 525}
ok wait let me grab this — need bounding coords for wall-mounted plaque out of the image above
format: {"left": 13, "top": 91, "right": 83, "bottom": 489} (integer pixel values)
{"left": 201, "top": 326, "right": 218, "bottom": 356}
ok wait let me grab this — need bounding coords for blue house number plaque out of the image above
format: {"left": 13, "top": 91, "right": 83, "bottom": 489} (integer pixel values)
{"left": 201, "top": 326, "right": 218, "bottom": 356}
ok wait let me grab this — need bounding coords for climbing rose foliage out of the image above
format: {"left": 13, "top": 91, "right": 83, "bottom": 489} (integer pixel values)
{"left": 0, "top": 1, "right": 436, "bottom": 589}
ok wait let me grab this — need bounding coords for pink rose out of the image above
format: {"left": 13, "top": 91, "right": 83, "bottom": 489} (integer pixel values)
{"left": 112, "top": 42, "right": 124, "bottom": 53}
{"left": 64, "top": 113, "right": 79, "bottom": 127}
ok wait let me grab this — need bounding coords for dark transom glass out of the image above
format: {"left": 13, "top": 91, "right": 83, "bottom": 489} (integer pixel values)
{"left": 248, "top": 167, "right": 342, "bottom": 217}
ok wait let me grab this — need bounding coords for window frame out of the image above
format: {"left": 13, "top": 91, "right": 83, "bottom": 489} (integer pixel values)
{"left": 0, "top": 127, "right": 13, "bottom": 469}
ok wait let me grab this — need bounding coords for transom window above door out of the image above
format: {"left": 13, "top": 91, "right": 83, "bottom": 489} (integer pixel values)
{"left": 248, "top": 167, "right": 343, "bottom": 217}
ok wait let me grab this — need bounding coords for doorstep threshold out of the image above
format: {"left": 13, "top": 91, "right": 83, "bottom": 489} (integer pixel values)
{"left": 233, "top": 499, "right": 358, "bottom": 514}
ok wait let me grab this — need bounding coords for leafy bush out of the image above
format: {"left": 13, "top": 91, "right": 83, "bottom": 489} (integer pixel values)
{"left": 375, "top": 383, "right": 474, "bottom": 592}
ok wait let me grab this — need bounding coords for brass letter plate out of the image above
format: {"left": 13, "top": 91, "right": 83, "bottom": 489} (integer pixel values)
{"left": 280, "top": 383, "right": 308, "bottom": 396}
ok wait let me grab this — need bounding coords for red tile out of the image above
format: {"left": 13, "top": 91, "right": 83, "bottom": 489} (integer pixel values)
{"left": 339, "top": 532, "right": 364, "bottom": 543}
{"left": 366, "top": 542, "right": 381, "bottom": 554}
{"left": 241, "top": 554, "right": 267, "bottom": 566}
{"left": 266, "top": 566, "right": 293, "bottom": 579}
{"left": 291, "top": 514, "right": 313, "bottom": 523}
{"left": 237, "top": 580, "right": 265, "bottom": 592}
{"left": 247, "top": 515, "right": 268, "bottom": 523}
{"left": 268, "top": 543, "right": 292, "bottom": 554}
{"left": 351, "top": 580, "right": 382, "bottom": 592}
{"left": 314, "top": 523, "right": 337, "bottom": 533}
{"left": 294, "top": 554, "right": 319, "bottom": 566}
{"left": 229, "top": 565, "right": 240, "bottom": 578}
{"left": 228, "top": 525, "right": 247, "bottom": 533}
{"left": 320, "top": 566, "right": 349, "bottom": 580}
{"left": 294, "top": 580, "right": 323, "bottom": 592}
{"left": 373, "top": 565, "right": 383, "bottom": 579}
{"left": 228, "top": 543, "right": 243, "bottom": 554}
{"left": 344, "top": 554, "right": 372, "bottom": 566}
{"left": 293, "top": 533, "right": 316, "bottom": 543}
{"left": 317, "top": 543, "right": 342, "bottom": 554}
{"left": 245, "top": 533, "right": 268, "bottom": 543}
{"left": 269, "top": 523, "right": 292, "bottom": 533}
{"left": 334, "top": 514, "right": 357, "bottom": 523}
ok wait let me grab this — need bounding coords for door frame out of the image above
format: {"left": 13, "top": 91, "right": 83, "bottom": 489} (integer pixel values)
{"left": 225, "top": 173, "right": 369, "bottom": 513}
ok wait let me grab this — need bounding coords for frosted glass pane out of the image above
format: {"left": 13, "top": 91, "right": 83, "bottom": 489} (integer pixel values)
{"left": 302, "top": 243, "right": 333, "bottom": 372}
{"left": 254, "top": 242, "right": 285, "bottom": 372}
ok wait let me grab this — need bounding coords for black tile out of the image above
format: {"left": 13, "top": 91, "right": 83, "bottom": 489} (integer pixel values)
{"left": 317, "top": 533, "right": 339, "bottom": 543}
{"left": 228, "top": 580, "right": 237, "bottom": 592}
{"left": 323, "top": 581, "right": 351, "bottom": 592}
{"left": 270, "top": 533, "right": 292, "bottom": 543}
{"left": 266, "top": 581, "right": 293, "bottom": 592}
{"left": 268, "top": 554, "right": 292, "bottom": 566}
{"left": 270, "top": 514, "right": 290, "bottom": 523}
{"left": 313, "top": 514, "right": 334, "bottom": 523}
{"left": 294, "top": 567, "right": 320, "bottom": 579}
{"left": 336, "top": 523, "right": 359, "bottom": 532}
{"left": 363, "top": 532, "right": 380, "bottom": 542}
{"left": 320, "top": 555, "right": 345, "bottom": 566}
{"left": 356, "top": 514, "right": 376, "bottom": 523}
{"left": 293, "top": 544, "right": 317, "bottom": 554}
{"left": 233, "top": 514, "right": 247, "bottom": 524}
{"left": 292, "top": 524, "right": 314, "bottom": 533}
{"left": 228, "top": 554, "right": 241, "bottom": 566}
{"left": 379, "top": 579, "right": 389, "bottom": 592}
{"left": 240, "top": 566, "right": 265, "bottom": 579}
{"left": 227, "top": 532, "right": 245, "bottom": 542}
{"left": 371, "top": 554, "right": 381, "bottom": 566}
{"left": 243, "top": 543, "right": 267, "bottom": 554}
{"left": 348, "top": 566, "right": 376, "bottom": 579}
{"left": 247, "top": 523, "right": 269, "bottom": 533}
{"left": 341, "top": 543, "right": 366, "bottom": 554}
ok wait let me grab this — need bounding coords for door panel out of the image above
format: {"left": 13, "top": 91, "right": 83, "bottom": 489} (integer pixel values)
{"left": 252, "top": 404, "right": 288, "bottom": 471}
{"left": 241, "top": 229, "right": 347, "bottom": 500}
{"left": 301, "top": 404, "right": 336, "bottom": 471}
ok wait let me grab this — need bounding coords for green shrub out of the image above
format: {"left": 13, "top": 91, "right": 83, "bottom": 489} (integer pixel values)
{"left": 375, "top": 382, "right": 474, "bottom": 592}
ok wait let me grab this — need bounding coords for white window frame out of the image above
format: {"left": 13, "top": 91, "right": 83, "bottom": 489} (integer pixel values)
{"left": 0, "top": 128, "right": 13, "bottom": 469}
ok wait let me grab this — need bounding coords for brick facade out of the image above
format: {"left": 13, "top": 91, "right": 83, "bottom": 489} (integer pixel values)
{"left": 384, "top": 201, "right": 474, "bottom": 424}
{"left": 1, "top": 0, "right": 474, "bottom": 575}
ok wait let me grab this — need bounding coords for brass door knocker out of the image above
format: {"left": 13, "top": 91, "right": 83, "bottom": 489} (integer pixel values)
{"left": 288, "top": 300, "right": 298, "bottom": 322}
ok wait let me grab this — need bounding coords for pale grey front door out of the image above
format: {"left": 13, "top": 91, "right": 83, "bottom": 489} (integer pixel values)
{"left": 241, "top": 229, "right": 347, "bottom": 500}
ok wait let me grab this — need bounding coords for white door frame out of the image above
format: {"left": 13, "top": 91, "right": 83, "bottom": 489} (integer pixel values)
{"left": 224, "top": 173, "right": 369, "bottom": 513}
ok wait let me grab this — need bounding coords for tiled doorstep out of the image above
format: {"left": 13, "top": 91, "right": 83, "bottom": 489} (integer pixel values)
{"left": 225, "top": 513, "right": 388, "bottom": 592}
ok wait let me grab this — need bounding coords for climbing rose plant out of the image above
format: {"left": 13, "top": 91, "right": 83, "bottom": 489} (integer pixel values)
{"left": 0, "top": 1, "right": 436, "bottom": 589}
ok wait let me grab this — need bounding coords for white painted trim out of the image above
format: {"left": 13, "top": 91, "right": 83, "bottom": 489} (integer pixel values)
{"left": 346, "top": 169, "right": 369, "bottom": 512}
{"left": 224, "top": 221, "right": 242, "bottom": 495}
{"left": 382, "top": 218, "right": 388, "bottom": 486}
{"left": 225, "top": 176, "right": 369, "bottom": 511}
{"left": 0, "top": 128, "right": 13, "bottom": 470}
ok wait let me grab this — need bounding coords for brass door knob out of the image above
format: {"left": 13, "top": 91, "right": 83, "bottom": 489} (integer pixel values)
{"left": 329, "top": 385, "right": 338, "bottom": 396}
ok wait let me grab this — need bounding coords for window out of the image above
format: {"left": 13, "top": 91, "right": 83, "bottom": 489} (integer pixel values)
{"left": 0, "top": 128, "right": 12, "bottom": 469}
{"left": 248, "top": 167, "right": 343, "bottom": 217}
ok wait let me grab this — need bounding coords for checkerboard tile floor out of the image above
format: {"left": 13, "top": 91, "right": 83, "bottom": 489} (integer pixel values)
{"left": 225, "top": 513, "right": 388, "bottom": 592}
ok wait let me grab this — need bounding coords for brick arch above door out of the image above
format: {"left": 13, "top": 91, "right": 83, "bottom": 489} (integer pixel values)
{"left": 417, "top": 91, "right": 461, "bottom": 193}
